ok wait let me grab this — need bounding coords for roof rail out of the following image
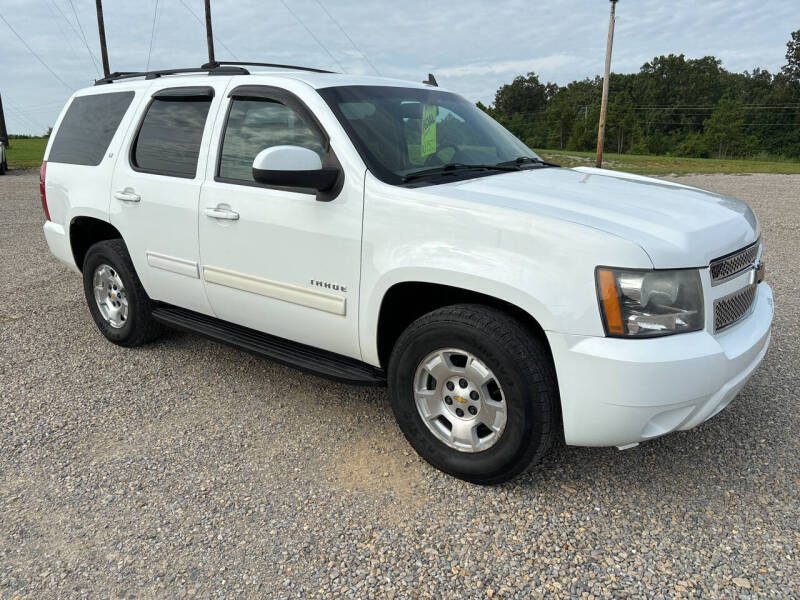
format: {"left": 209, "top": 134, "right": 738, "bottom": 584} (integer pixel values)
{"left": 202, "top": 61, "right": 335, "bottom": 74}
{"left": 94, "top": 65, "right": 249, "bottom": 86}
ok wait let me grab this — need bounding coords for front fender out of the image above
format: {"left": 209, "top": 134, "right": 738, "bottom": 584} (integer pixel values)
{"left": 359, "top": 174, "right": 653, "bottom": 366}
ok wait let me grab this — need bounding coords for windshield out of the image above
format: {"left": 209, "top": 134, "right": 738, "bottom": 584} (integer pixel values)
{"left": 318, "top": 85, "right": 540, "bottom": 186}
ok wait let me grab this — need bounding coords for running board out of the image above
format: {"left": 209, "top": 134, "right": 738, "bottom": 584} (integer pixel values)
{"left": 151, "top": 305, "right": 386, "bottom": 386}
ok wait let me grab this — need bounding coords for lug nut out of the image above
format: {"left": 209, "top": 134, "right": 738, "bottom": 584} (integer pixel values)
{"left": 444, "top": 396, "right": 453, "bottom": 405}
{"left": 468, "top": 406, "right": 477, "bottom": 415}
{"left": 470, "top": 391, "right": 479, "bottom": 400}
{"left": 446, "top": 381, "right": 455, "bottom": 391}
{"left": 459, "top": 378, "right": 468, "bottom": 388}
{"left": 455, "top": 408, "right": 464, "bottom": 417}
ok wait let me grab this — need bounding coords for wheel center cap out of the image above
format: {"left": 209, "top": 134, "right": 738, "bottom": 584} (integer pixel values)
{"left": 443, "top": 377, "right": 481, "bottom": 420}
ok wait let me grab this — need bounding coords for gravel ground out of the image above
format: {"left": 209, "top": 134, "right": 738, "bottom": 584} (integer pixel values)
{"left": 0, "top": 169, "right": 798, "bottom": 599}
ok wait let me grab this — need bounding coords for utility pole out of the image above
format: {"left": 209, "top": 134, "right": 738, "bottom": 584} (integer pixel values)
{"left": 595, "top": 0, "right": 618, "bottom": 168}
{"left": 204, "top": 0, "right": 216, "bottom": 64}
{"left": 95, "top": 0, "right": 110, "bottom": 77}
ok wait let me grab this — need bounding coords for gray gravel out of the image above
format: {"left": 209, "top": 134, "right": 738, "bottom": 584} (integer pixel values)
{"left": 1, "top": 168, "right": 798, "bottom": 599}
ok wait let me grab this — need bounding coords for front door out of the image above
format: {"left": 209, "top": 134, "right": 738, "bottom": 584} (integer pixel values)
{"left": 110, "top": 83, "right": 226, "bottom": 314}
{"left": 198, "top": 85, "right": 363, "bottom": 359}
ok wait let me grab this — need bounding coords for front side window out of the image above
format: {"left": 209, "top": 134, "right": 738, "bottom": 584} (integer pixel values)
{"left": 318, "top": 85, "right": 540, "bottom": 185}
{"left": 218, "top": 97, "right": 325, "bottom": 183}
{"left": 49, "top": 91, "right": 134, "bottom": 166}
{"left": 132, "top": 97, "right": 211, "bottom": 178}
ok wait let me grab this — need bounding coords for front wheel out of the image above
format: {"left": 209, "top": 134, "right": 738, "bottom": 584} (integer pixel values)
{"left": 388, "top": 304, "right": 559, "bottom": 485}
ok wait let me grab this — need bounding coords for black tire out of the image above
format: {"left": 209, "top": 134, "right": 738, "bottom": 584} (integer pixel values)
{"left": 82, "top": 239, "right": 162, "bottom": 347}
{"left": 388, "top": 304, "right": 559, "bottom": 485}
{"left": 0, "top": 160, "right": 5, "bottom": 175}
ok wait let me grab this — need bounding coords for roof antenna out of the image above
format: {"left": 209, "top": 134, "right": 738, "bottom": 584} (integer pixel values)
{"left": 423, "top": 73, "right": 438, "bottom": 87}
{"left": 204, "top": 0, "right": 216, "bottom": 65}
{"left": 95, "top": 0, "right": 111, "bottom": 78}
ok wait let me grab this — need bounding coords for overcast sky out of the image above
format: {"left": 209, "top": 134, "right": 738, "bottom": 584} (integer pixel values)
{"left": 1, "top": 0, "right": 797, "bottom": 134}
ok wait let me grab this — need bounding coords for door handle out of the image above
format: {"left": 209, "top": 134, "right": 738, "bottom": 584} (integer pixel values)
{"left": 204, "top": 206, "right": 239, "bottom": 221}
{"left": 114, "top": 188, "right": 141, "bottom": 203}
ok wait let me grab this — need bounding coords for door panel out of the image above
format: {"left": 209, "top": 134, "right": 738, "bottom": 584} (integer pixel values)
{"left": 199, "top": 88, "right": 363, "bottom": 359}
{"left": 110, "top": 83, "right": 226, "bottom": 314}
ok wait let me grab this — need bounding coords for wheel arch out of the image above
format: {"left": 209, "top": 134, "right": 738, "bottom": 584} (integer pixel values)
{"left": 69, "top": 216, "right": 123, "bottom": 272}
{"left": 374, "top": 280, "right": 554, "bottom": 371}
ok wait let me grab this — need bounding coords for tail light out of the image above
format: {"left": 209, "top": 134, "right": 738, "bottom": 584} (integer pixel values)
{"left": 40, "top": 161, "right": 50, "bottom": 221}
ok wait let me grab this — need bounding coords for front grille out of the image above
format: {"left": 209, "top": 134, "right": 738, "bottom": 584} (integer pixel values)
{"left": 714, "top": 284, "right": 757, "bottom": 332}
{"left": 710, "top": 240, "right": 760, "bottom": 284}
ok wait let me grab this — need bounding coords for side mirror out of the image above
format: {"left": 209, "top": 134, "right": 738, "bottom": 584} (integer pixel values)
{"left": 252, "top": 145, "right": 340, "bottom": 192}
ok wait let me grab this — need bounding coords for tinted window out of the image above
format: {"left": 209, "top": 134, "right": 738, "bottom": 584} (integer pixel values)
{"left": 48, "top": 92, "right": 134, "bottom": 166}
{"left": 319, "top": 86, "right": 537, "bottom": 185}
{"left": 132, "top": 97, "right": 211, "bottom": 178}
{"left": 218, "top": 98, "right": 324, "bottom": 182}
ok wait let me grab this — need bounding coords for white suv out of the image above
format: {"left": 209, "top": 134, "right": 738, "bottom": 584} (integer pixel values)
{"left": 41, "top": 63, "right": 773, "bottom": 483}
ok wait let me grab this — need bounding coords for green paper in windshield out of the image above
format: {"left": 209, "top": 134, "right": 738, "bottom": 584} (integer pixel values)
{"left": 420, "top": 104, "right": 437, "bottom": 157}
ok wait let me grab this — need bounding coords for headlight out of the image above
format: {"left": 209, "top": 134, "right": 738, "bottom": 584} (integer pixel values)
{"left": 595, "top": 267, "right": 704, "bottom": 337}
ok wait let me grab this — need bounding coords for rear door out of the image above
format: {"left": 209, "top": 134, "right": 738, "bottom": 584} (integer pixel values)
{"left": 110, "top": 82, "right": 227, "bottom": 314}
{"left": 197, "top": 84, "right": 364, "bottom": 359}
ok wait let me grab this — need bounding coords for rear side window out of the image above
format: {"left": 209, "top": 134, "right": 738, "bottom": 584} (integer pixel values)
{"left": 48, "top": 92, "right": 134, "bottom": 166}
{"left": 132, "top": 97, "right": 212, "bottom": 178}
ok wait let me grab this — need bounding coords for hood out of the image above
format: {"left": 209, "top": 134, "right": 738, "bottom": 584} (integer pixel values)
{"left": 421, "top": 166, "right": 758, "bottom": 268}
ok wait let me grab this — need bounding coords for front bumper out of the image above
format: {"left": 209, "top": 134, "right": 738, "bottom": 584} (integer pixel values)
{"left": 547, "top": 282, "right": 773, "bottom": 447}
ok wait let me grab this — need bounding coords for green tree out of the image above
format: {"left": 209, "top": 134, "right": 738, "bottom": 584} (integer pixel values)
{"left": 782, "top": 29, "right": 800, "bottom": 81}
{"left": 703, "top": 96, "right": 745, "bottom": 158}
{"left": 606, "top": 91, "right": 637, "bottom": 153}
{"left": 493, "top": 72, "right": 551, "bottom": 117}
{"left": 545, "top": 89, "right": 575, "bottom": 149}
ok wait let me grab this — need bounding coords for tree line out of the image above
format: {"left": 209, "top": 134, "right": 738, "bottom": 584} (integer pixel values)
{"left": 478, "top": 30, "right": 800, "bottom": 160}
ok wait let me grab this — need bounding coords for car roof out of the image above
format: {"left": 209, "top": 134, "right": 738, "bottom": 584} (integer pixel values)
{"left": 76, "top": 70, "right": 442, "bottom": 96}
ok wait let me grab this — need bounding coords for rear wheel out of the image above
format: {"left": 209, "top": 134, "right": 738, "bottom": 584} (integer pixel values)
{"left": 388, "top": 304, "right": 559, "bottom": 484}
{"left": 82, "top": 239, "right": 162, "bottom": 347}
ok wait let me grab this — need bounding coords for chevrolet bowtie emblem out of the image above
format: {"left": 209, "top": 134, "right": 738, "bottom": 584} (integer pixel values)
{"left": 454, "top": 395, "right": 467, "bottom": 403}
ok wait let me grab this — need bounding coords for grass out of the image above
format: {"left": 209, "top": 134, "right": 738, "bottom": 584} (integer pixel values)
{"left": 6, "top": 138, "right": 48, "bottom": 169}
{"left": 537, "top": 149, "right": 800, "bottom": 176}
{"left": 4, "top": 137, "right": 799, "bottom": 175}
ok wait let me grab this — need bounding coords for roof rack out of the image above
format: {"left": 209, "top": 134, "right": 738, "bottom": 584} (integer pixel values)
{"left": 201, "top": 61, "right": 335, "bottom": 74}
{"left": 94, "top": 65, "right": 249, "bottom": 86}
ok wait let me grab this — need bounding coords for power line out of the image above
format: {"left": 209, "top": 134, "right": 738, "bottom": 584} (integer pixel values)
{"left": 4, "top": 98, "right": 52, "bottom": 133}
{"left": 312, "top": 0, "right": 380, "bottom": 75}
{"left": 47, "top": 0, "right": 101, "bottom": 75}
{"left": 277, "top": 0, "right": 344, "bottom": 72}
{"left": 42, "top": 0, "right": 84, "bottom": 69}
{"left": 176, "top": 0, "right": 240, "bottom": 61}
{"left": 0, "top": 12, "right": 75, "bottom": 90}
{"left": 145, "top": 0, "right": 160, "bottom": 70}
{"left": 625, "top": 105, "right": 800, "bottom": 110}
{"left": 66, "top": 0, "right": 101, "bottom": 76}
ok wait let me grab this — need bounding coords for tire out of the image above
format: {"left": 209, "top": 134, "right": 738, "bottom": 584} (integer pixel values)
{"left": 388, "top": 304, "right": 559, "bottom": 485}
{"left": 82, "top": 239, "right": 162, "bottom": 347}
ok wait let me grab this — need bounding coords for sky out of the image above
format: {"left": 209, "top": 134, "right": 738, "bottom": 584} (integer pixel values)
{"left": 1, "top": 0, "right": 797, "bottom": 135}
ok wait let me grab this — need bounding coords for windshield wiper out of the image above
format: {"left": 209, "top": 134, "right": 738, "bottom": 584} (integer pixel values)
{"left": 496, "top": 156, "right": 560, "bottom": 168}
{"left": 402, "top": 162, "right": 520, "bottom": 183}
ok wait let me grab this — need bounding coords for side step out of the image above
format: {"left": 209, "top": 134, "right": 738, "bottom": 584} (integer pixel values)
{"left": 151, "top": 305, "right": 386, "bottom": 386}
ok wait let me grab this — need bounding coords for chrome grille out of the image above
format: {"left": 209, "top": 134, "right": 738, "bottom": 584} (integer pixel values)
{"left": 714, "top": 284, "right": 757, "bottom": 332}
{"left": 710, "top": 240, "right": 760, "bottom": 284}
